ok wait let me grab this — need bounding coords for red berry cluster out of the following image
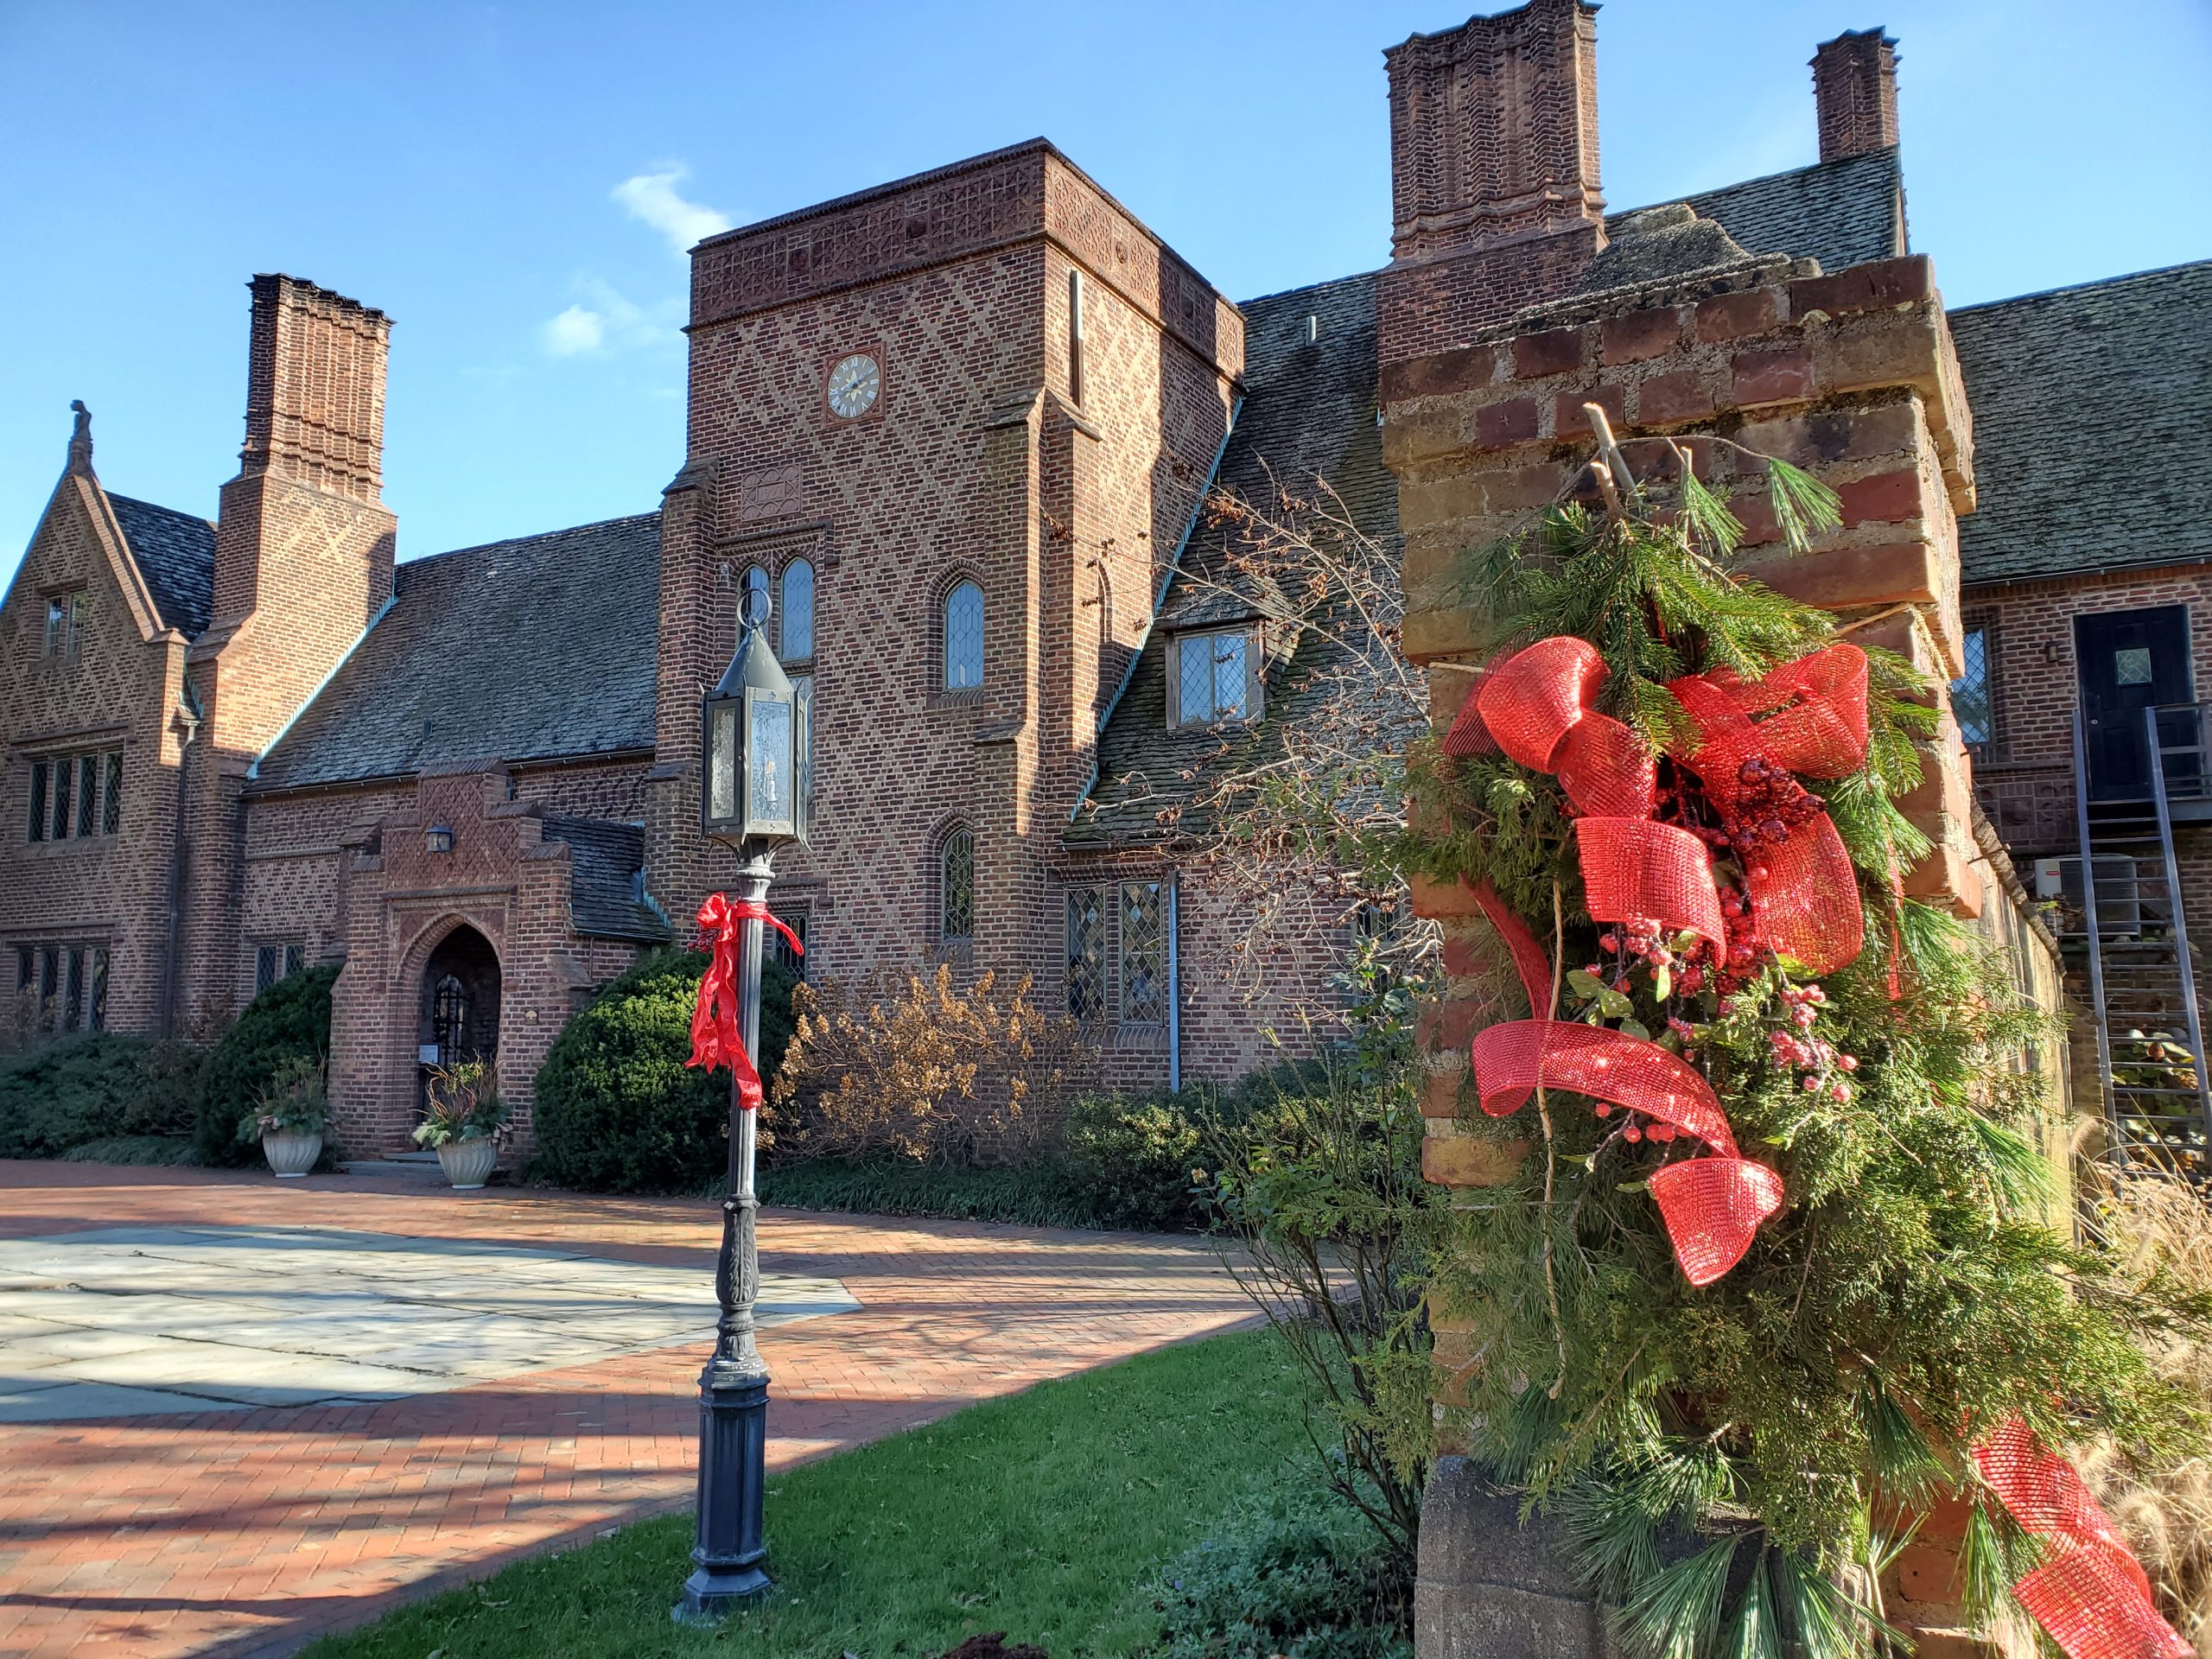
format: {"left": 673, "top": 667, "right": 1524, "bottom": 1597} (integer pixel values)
{"left": 1766, "top": 981, "right": 1858, "bottom": 1103}
{"left": 1719, "top": 756, "right": 1825, "bottom": 860}
{"left": 1711, "top": 887, "right": 1771, "bottom": 999}
{"left": 1594, "top": 914, "right": 1712, "bottom": 996}
{"left": 1591, "top": 1101, "right": 1681, "bottom": 1144}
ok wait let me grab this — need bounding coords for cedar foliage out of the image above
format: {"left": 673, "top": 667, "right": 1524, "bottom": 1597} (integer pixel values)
{"left": 0, "top": 1033, "right": 207, "bottom": 1158}
{"left": 1397, "top": 440, "right": 2209, "bottom": 1657}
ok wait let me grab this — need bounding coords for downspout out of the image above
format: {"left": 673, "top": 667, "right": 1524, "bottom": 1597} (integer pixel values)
{"left": 1166, "top": 874, "right": 1181, "bottom": 1094}
{"left": 161, "top": 689, "right": 201, "bottom": 1039}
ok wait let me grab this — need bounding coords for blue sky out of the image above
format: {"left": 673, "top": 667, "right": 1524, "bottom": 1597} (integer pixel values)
{"left": 3, "top": 0, "right": 2208, "bottom": 589}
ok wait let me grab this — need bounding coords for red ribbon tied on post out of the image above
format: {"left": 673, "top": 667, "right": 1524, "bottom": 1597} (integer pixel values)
{"left": 687, "top": 892, "right": 804, "bottom": 1112}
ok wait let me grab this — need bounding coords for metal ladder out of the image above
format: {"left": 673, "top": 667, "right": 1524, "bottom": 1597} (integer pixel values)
{"left": 2070, "top": 704, "right": 2212, "bottom": 1173}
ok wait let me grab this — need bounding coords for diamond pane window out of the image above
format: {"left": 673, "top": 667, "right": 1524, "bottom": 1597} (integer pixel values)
{"left": 50, "top": 757, "right": 72, "bottom": 841}
{"left": 944, "top": 581, "right": 984, "bottom": 690}
{"left": 1173, "top": 630, "right": 1251, "bottom": 726}
{"left": 76, "top": 755, "right": 96, "bottom": 838}
{"left": 2114, "top": 646, "right": 2154, "bottom": 687}
{"left": 102, "top": 750, "right": 121, "bottom": 834}
{"left": 1120, "top": 880, "right": 1166, "bottom": 1023}
{"left": 89, "top": 947, "right": 107, "bottom": 1031}
{"left": 1952, "top": 626, "right": 1993, "bottom": 747}
{"left": 1066, "top": 888, "right": 1105, "bottom": 1020}
{"left": 780, "top": 558, "right": 815, "bottom": 662}
{"left": 940, "top": 825, "right": 976, "bottom": 942}
{"left": 28, "top": 761, "right": 47, "bottom": 843}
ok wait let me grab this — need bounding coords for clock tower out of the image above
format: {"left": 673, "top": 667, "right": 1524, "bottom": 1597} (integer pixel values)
{"left": 645, "top": 140, "right": 1243, "bottom": 995}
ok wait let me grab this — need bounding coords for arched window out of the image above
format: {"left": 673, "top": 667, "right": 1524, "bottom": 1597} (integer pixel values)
{"left": 944, "top": 580, "right": 984, "bottom": 690}
{"left": 939, "top": 824, "right": 975, "bottom": 942}
{"left": 431, "top": 974, "right": 470, "bottom": 1058}
{"left": 780, "top": 558, "right": 815, "bottom": 661}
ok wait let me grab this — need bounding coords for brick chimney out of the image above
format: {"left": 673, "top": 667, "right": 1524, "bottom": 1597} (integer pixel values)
{"left": 1378, "top": 0, "right": 1607, "bottom": 364}
{"left": 1812, "top": 29, "right": 1900, "bottom": 161}
{"left": 213, "top": 275, "right": 395, "bottom": 632}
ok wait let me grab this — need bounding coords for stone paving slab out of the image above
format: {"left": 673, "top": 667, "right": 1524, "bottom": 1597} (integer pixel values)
{"left": 0, "top": 1225, "right": 858, "bottom": 1421}
{"left": 0, "top": 1161, "right": 1256, "bottom": 1658}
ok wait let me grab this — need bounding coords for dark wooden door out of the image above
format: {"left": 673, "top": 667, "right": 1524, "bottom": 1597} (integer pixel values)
{"left": 2078, "top": 607, "right": 2193, "bottom": 802}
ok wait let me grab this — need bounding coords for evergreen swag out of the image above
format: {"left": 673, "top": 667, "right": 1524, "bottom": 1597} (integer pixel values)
{"left": 1397, "top": 429, "right": 2208, "bottom": 1656}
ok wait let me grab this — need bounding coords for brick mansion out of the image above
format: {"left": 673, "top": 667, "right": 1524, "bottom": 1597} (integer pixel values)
{"left": 5, "top": 0, "right": 2207, "bottom": 1159}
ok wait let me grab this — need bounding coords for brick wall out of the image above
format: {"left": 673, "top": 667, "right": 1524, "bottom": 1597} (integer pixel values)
{"left": 0, "top": 472, "right": 194, "bottom": 1039}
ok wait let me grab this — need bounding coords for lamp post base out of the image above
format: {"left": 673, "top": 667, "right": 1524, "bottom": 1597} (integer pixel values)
{"left": 671, "top": 1361, "right": 773, "bottom": 1624}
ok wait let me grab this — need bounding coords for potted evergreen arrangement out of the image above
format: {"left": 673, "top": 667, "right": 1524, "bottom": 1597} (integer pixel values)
{"left": 416, "top": 1059, "right": 508, "bottom": 1190}
{"left": 238, "top": 1054, "right": 328, "bottom": 1178}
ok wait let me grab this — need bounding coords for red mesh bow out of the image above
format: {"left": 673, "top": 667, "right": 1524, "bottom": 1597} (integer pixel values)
{"left": 1468, "top": 882, "right": 1784, "bottom": 1286}
{"left": 687, "top": 892, "right": 804, "bottom": 1112}
{"left": 1667, "top": 645, "right": 1869, "bottom": 975}
{"left": 1974, "top": 1415, "right": 2187, "bottom": 1658}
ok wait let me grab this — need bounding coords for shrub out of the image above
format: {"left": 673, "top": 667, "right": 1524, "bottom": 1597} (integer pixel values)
{"left": 773, "top": 964, "right": 1097, "bottom": 1166}
{"left": 194, "top": 962, "right": 338, "bottom": 1165}
{"left": 0, "top": 1033, "right": 207, "bottom": 1159}
{"left": 1150, "top": 1491, "right": 1413, "bottom": 1659}
{"left": 531, "top": 949, "right": 796, "bottom": 1194}
{"left": 1062, "top": 1090, "right": 1213, "bottom": 1233}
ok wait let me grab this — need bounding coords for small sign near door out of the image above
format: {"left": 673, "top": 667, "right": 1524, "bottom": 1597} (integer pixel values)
{"left": 417, "top": 1043, "right": 442, "bottom": 1065}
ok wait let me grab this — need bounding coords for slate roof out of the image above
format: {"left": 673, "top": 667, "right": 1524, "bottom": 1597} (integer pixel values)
{"left": 1665, "top": 146, "right": 1905, "bottom": 275}
{"left": 253, "top": 514, "right": 660, "bottom": 791}
{"left": 543, "top": 817, "right": 671, "bottom": 943}
{"left": 1951, "top": 261, "right": 2212, "bottom": 587}
{"left": 1070, "top": 271, "right": 1402, "bottom": 847}
{"left": 107, "top": 493, "right": 214, "bottom": 638}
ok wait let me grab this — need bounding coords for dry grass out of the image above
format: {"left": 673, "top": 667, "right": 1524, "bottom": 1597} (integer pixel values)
{"left": 2080, "top": 1161, "right": 2212, "bottom": 1653}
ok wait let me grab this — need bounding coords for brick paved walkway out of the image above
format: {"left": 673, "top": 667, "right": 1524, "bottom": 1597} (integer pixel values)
{"left": 0, "top": 1162, "right": 1255, "bottom": 1658}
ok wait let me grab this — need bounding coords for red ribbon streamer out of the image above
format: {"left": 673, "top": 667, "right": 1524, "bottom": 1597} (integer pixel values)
{"left": 686, "top": 892, "right": 804, "bottom": 1112}
{"left": 1974, "top": 1415, "right": 2188, "bottom": 1658}
{"left": 1467, "top": 881, "right": 1784, "bottom": 1286}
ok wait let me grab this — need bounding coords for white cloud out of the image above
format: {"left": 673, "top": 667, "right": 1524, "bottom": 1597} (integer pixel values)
{"left": 612, "top": 165, "right": 733, "bottom": 256}
{"left": 542, "top": 304, "right": 606, "bottom": 357}
{"left": 537, "top": 280, "right": 684, "bottom": 361}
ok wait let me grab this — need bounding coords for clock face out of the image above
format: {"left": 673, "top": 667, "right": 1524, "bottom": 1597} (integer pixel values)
{"left": 826, "top": 353, "right": 880, "bottom": 419}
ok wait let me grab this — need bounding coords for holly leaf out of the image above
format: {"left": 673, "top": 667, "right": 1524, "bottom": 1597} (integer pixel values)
{"left": 1567, "top": 969, "right": 1605, "bottom": 1001}
{"left": 1598, "top": 989, "right": 1635, "bottom": 1019}
{"left": 1619, "top": 1018, "right": 1652, "bottom": 1041}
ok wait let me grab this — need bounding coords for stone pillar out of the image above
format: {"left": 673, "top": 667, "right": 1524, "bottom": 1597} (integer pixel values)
{"left": 1382, "top": 249, "right": 2015, "bottom": 1656}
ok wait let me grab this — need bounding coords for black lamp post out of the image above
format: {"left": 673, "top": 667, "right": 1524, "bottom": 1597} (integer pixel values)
{"left": 676, "top": 584, "right": 807, "bottom": 1623}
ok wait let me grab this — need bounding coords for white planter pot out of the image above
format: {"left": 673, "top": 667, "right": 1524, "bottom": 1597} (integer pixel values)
{"left": 262, "top": 1130, "right": 322, "bottom": 1179}
{"left": 436, "top": 1137, "right": 499, "bottom": 1190}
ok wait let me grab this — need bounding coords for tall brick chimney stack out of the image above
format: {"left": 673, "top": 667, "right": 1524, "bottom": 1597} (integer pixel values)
{"left": 1378, "top": 0, "right": 1608, "bottom": 364}
{"left": 1812, "top": 29, "right": 1900, "bottom": 161}
{"left": 212, "top": 275, "right": 396, "bottom": 632}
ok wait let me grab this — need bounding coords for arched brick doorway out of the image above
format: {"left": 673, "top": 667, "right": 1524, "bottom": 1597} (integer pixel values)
{"left": 418, "top": 924, "right": 500, "bottom": 1108}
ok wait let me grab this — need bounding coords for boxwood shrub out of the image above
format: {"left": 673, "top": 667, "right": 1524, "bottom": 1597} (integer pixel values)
{"left": 0, "top": 1034, "right": 207, "bottom": 1160}
{"left": 531, "top": 949, "right": 797, "bottom": 1194}
{"left": 194, "top": 962, "right": 339, "bottom": 1165}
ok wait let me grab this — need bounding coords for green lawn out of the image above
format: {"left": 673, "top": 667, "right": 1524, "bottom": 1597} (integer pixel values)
{"left": 303, "top": 1327, "right": 1306, "bottom": 1659}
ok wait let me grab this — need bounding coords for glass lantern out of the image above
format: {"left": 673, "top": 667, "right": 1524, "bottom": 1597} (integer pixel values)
{"left": 701, "top": 588, "right": 809, "bottom": 849}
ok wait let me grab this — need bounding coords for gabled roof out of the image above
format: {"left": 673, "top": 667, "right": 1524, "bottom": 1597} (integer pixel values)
{"left": 106, "top": 493, "right": 214, "bottom": 637}
{"left": 252, "top": 513, "right": 660, "bottom": 791}
{"left": 1664, "top": 146, "right": 1905, "bottom": 276}
{"left": 1071, "top": 271, "right": 1401, "bottom": 847}
{"left": 543, "top": 817, "right": 671, "bottom": 943}
{"left": 1952, "top": 261, "right": 2212, "bottom": 588}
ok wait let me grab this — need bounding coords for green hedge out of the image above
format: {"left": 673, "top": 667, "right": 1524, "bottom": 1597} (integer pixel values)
{"left": 0, "top": 1034, "right": 207, "bottom": 1160}
{"left": 194, "top": 963, "right": 339, "bottom": 1165}
{"left": 530, "top": 949, "right": 797, "bottom": 1194}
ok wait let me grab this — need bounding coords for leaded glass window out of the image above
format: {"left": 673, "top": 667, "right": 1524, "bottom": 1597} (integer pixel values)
{"left": 1120, "top": 880, "right": 1166, "bottom": 1023}
{"left": 28, "top": 761, "right": 47, "bottom": 843}
{"left": 1173, "top": 629, "right": 1251, "bottom": 727}
{"left": 102, "top": 751, "right": 121, "bottom": 834}
{"left": 940, "top": 825, "right": 975, "bottom": 942}
{"left": 944, "top": 581, "right": 984, "bottom": 690}
{"left": 50, "top": 757, "right": 72, "bottom": 841}
{"left": 1066, "top": 888, "right": 1105, "bottom": 1021}
{"left": 780, "top": 558, "right": 815, "bottom": 661}
{"left": 1952, "top": 619, "right": 1995, "bottom": 750}
{"left": 76, "top": 755, "right": 96, "bottom": 838}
